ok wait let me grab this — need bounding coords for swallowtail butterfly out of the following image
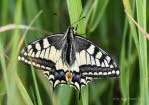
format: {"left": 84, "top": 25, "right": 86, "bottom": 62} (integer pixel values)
{"left": 18, "top": 26, "right": 120, "bottom": 93}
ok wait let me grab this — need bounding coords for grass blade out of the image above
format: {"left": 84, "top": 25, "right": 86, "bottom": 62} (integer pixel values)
{"left": 136, "top": 0, "right": 148, "bottom": 105}
{"left": 16, "top": 75, "right": 34, "bottom": 105}
{"left": 89, "top": 0, "right": 109, "bottom": 33}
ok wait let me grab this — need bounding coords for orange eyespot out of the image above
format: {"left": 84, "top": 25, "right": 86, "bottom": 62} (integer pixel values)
{"left": 65, "top": 72, "right": 72, "bottom": 80}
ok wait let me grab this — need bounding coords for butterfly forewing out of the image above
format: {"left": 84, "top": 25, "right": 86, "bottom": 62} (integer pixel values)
{"left": 18, "top": 34, "right": 63, "bottom": 69}
{"left": 75, "top": 35, "right": 120, "bottom": 78}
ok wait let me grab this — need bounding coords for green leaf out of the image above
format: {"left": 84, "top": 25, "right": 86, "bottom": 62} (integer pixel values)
{"left": 16, "top": 75, "right": 34, "bottom": 105}
{"left": 89, "top": 0, "right": 109, "bottom": 33}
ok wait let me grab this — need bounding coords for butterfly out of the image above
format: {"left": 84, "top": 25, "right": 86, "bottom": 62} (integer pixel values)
{"left": 18, "top": 26, "right": 120, "bottom": 94}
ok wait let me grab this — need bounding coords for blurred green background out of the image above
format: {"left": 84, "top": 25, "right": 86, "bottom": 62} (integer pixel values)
{"left": 0, "top": 0, "right": 149, "bottom": 105}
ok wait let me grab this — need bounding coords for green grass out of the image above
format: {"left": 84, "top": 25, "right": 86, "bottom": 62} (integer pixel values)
{"left": 0, "top": 0, "right": 149, "bottom": 105}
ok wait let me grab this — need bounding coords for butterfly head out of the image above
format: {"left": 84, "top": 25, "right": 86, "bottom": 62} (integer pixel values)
{"left": 69, "top": 26, "right": 77, "bottom": 34}
{"left": 68, "top": 26, "right": 74, "bottom": 30}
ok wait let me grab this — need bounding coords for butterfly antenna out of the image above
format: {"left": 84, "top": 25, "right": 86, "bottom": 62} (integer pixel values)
{"left": 75, "top": 24, "right": 78, "bottom": 31}
{"left": 71, "top": 16, "right": 86, "bottom": 26}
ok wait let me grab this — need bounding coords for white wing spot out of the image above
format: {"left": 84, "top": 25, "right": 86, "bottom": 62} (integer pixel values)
{"left": 49, "top": 75, "right": 54, "bottom": 80}
{"left": 46, "top": 67, "right": 51, "bottom": 70}
{"left": 106, "top": 56, "right": 111, "bottom": 63}
{"left": 103, "top": 72, "right": 107, "bottom": 75}
{"left": 44, "top": 48, "right": 50, "bottom": 59}
{"left": 91, "top": 56, "right": 95, "bottom": 65}
{"left": 40, "top": 49, "right": 45, "bottom": 59}
{"left": 24, "top": 52, "right": 27, "bottom": 56}
{"left": 43, "top": 38, "right": 50, "bottom": 48}
{"left": 61, "top": 80, "right": 66, "bottom": 84}
{"left": 76, "top": 52, "right": 81, "bottom": 65}
{"left": 56, "top": 58, "right": 63, "bottom": 70}
{"left": 36, "top": 64, "right": 40, "bottom": 67}
{"left": 48, "top": 46, "right": 56, "bottom": 62}
{"left": 54, "top": 80, "right": 60, "bottom": 87}
{"left": 104, "top": 60, "right": 109, "bottom": 67}
{"left": 86, "top": 77, "right": 92, "bottom": 82}
{"left": 35, "top": 42, "right": 41, "bottom": 50}
{"left": 96, "top": 52, "right": 102, "bottom": 59}
{"left": 95, "top": 59, "right": 100, "bottom": 66}
{"left": 56, "top": 58, "right": 68, "bottom": 72}
{"left": 110, "top": 65, "right": 114, "bottom": 68}
{"left": 18, "top": 56, "right": 21, "bottom": 60}
{"left": 108, "top": 72, "right": 112, "bottom": 75}
{"left": 89, "top": 72, "right": 92, "bottom": 75}
{"left": 94, "top": 72, "right": 98, "bottom": 75}
{"left": 55, "top": 50, "right": 62, "bottom": 61}
{"left": 27, "top": 45, "right": 32, "bottom": 50}
{"left": 21, "top": 57, "right": 25, "bottom": 61}
{"left": 81, "top": 79, "right": 86, "bottom": 85}
{"left": 25, "top": 59, "right": 28, "bottom": 63}
{"left": 112, "top": 70, "right": 115, "bottom": 74}
{"left": 116, "top": 70, "right": 120, "bottom": 75}
{"left": 28, "top": 61, "right": 31, "bottom": 64}
{"left": 32, "top": 62, "right": 36, "bottom": 66}
{"left": 43, "top": 71, "right": 49, "bottom": 75}
{"left": 99, "top": 72, "right": 102, "bottom": 75}
{"left": 63, "top": 63, "right": 68, "bottom": 72}
{"left": 75, "top": 82, "right": 80, "bottom": 90}
{"left": 87, "top": 45, "right": 95, "bottom": 55}
{"left": 86, "top": 53, "right": 91, "bottom": 64}
{"left": 35, "top": 51, "right": 41, "bottom": 58}
{"left": 41, "top": 65, "right": 45, "bottom": 69}
{"left": 82, "top": 72, "right": 88, "bottom": 75}
{"left": 53, "top": 50, "right": 59, "bottom": 62}
{"left": 101, "top": 62, "right": 105, "bottom": 67}
{"left": 28, "top": 49, "right": 33, "bottom": 56}
{"left": 79, "top": 50, "right": 86, "bottom": 65}
{"left": 31, "top": 52, "right": 35, "bottom": 57}
{"left": 50, "top": 81, "right": 53, "bottom": 84}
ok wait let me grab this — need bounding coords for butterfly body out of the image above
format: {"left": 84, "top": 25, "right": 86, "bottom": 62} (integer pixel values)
{"left": 18, "top": 26, "right": 120, "bottom": 91}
